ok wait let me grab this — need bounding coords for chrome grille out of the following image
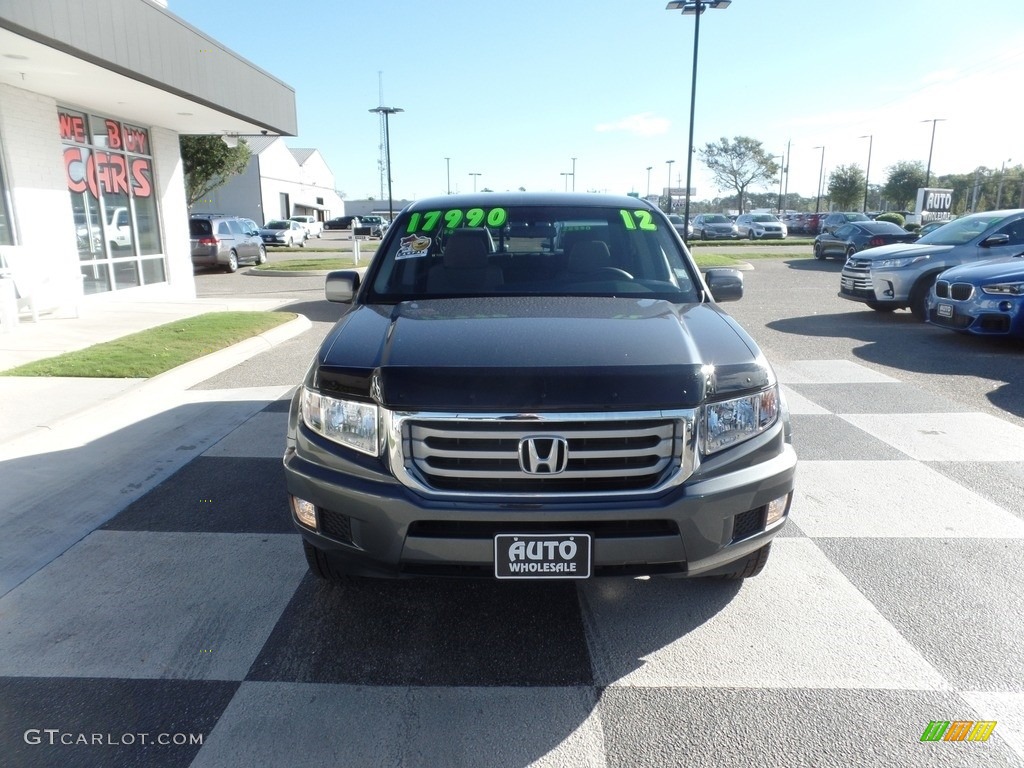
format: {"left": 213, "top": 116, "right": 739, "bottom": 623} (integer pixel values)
{"left": 388, "top": 411, "right": 694, "bottom": 496}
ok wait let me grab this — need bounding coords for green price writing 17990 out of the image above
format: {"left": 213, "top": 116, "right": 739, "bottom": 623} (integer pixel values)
{"left": 406, "top": 207, "right": 509, "bottom": 233}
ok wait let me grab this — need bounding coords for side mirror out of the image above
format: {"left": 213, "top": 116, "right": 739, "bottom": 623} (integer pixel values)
{"left": 325, "top": 270, "right": 361, "bottom": 303}
{"left": 704, "top": 268, "right": 743, "bottom": 302}
{"left": 981, "top": 233, "right": 1010, "bottom": 248}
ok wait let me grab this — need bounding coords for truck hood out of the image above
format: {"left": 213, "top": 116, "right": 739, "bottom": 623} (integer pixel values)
{"left": 312, "top": 297, "right": 773, "bottom": 411}
{"left": 855, "top": 242, "right": 954, "bottom": 260}
{"left": 940, "top": 256, "right": 1024, "bottom": 283}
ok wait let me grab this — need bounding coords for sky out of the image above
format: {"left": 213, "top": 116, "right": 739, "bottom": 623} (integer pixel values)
{"left": 165, "top": 0, "right": 1023, "bottom": 206}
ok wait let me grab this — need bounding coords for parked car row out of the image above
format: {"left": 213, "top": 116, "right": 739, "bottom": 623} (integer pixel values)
{"left": 835, "top": 209, "right": 1024, "bottom": 338}
{"left": 324, "top": 215, "right": 390, "bottom": 237}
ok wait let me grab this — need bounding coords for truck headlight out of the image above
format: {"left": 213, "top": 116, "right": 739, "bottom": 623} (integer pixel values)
{"left": 874, "top": 255, "right": 927, "bottom": 269}
{"left": 301, "top": 387, "right": 379, "bottom": 456}
{"left": 982, "top": 282, "right": 1024, "bottom": 296}
{"left": 702, "top": 386, "right": 779, "bottom": 454}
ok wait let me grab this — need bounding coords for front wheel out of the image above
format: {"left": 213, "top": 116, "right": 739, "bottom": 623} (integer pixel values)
{"left": 256, "top": 246, "right": 267, "bottom": 265}
{"left": 813, "top": 242, "right": 824, "bottom": 260}
{"left": 910, "top": 276, "right": 937, "bottom": 320}
{"left": 297, "top": 236, "right": 305, "bottom": 248}
{"left": 845, "top": 246, "right": 856, "bottom": 260}
{"left": 748, "top": 230, "right": 756, "bottom": 240}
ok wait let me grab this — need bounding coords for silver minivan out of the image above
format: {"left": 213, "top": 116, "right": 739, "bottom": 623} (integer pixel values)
{"left": 189, "top": 215, "right": 267, "bottom": 273}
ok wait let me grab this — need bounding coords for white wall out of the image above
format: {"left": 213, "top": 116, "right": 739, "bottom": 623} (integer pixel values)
{"left": 0, "top": 84, "right": 80, "bottom": 285}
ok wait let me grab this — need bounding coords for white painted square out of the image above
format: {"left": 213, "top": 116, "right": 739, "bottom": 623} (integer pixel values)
{"left": 842, "top": 413, "right": 1024, "bottom": 462}
{"left": 781, "top": 384, "right": 830, "bottom": 415}
{"left": 772, "top": 360, "right": 899, "bottom": 385}
{"left": 792, "top": 461, "right": 1024, "bottom": 538}
{"left": 0, "top": 531, "right": 306, "bottom": 680}
{"left": 581, "top": 539, "right": 948, "bottom": 690}
{"left": 193, "top": 683, "right": 606, "bottom": 768}
{"left": 960, "top": 691, "right": 1024, "bottom": 762}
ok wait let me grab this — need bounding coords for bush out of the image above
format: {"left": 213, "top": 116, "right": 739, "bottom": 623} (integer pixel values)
{"left": 905, "top": 223, "right": 921, "bottom": 233}
{"left": 875, "top": 212, "right": 905, "bottom": 227}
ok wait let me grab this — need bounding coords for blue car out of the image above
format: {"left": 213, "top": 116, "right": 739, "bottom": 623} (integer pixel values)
{"left": 926, "top": 253, "right": 1024, "bottom": 337}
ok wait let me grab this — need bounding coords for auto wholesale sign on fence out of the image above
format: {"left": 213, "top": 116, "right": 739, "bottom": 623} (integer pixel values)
{"left": 915, "top": 188, "right": 954, "bottom": 223}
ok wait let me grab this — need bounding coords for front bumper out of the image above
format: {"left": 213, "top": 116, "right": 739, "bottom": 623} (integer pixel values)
{"left": 283, "top": 422, "right": 796, "bottom": 579}
{"left": 927, "top": 295, "right": 1024, "bottom": 336}
{"left": 839, "top": 267, "right": 912, "bottom": 305}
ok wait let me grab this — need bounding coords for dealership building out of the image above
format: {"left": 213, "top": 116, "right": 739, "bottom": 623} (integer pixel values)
{"left": 0, "top": 0, "right": 296, "bottom": 305}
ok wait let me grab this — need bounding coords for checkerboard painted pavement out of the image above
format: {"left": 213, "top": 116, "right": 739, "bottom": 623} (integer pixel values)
{"left": 2, "top": 359, "right": 1023, "bottom": 767}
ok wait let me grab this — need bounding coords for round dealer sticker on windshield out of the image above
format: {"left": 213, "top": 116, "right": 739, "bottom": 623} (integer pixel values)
{"left": 494, "top": 533, "right": 592, "bottom": 579}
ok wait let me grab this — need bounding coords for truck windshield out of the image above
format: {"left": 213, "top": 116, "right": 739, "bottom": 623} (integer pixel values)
{"left": 366, "top": 204, "right": 702, "bottom": 303}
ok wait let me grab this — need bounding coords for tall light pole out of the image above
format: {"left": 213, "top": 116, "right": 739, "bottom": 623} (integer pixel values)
{"left": 921, "top": 118, "right": 945, "bottom": 187}
{"left": 665, "top": 159, "right": 675, "bottom": 213}
{"left": 571, "top": 157, "right": 577, "bottom": 192}
{"left": 996, "top": 158, "right": 1012, "bottom": 208}
{"left": 645, "top": 166, "right": 653, "bottom": 199}
{"left": 859, "top": 134, "right": 873, "bottom": 212}
{"left": 444, "top": 156, "right": 451, "bottom": 195}
{"left": 782, "top": 139, "right": 791, "bottom": 214}
{"left": 369, "top": 106, "right": 403, "bottom": 222}
{"left": 773, "top": 154, "right": 784, "bottom": 213}
{"left": 813, "top": 145, "right": 825, "bottom": 214}
{"left": 469, "top": 172, "right": 481, "bottom": 193}
{"left": 561, "top": 172, "right": 572, "bottom": 192}
{"left": 667, "top": 0, "right": 731, "bottom": 240}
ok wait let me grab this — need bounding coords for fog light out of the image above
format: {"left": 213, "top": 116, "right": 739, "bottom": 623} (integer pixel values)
{"left": 765, "top": 493, "right": 791, "bottom": 526}
{"left": 291, "top": 496, "right": 317, "bottom": 530}
{"left": 999, "top": 301, "right": 1012, "bottom": 312}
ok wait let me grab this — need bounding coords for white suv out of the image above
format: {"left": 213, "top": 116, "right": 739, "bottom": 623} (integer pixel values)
{"left": 289, "top": 215, "right": 323, "bottom": 239}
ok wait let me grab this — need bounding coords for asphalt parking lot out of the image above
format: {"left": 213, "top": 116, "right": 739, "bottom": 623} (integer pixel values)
{"left": 2, "top": 255, "right": 1023, "bottom": 767}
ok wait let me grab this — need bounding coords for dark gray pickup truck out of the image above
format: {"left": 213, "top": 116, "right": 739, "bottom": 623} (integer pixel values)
{"left": 284, "top": 193, "right": 796, "bottom": 582}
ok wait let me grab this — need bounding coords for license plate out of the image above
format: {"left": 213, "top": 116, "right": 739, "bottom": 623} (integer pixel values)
{"left": 494, "top": 533, "right": 591, "bottom": 580}
{"left": 937, "top": 303, "right": 953, "bottom": 318}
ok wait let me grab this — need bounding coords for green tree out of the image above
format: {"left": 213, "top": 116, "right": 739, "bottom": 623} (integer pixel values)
{"left": 882, "top": 161, "right": 927, "bottom": 210}
{"left": 180, "top": 135, "right": 252, "bottom": 208}
{"left": 828, "top": 164, "right": 866, "bottom": 211}
{"left": 699, "top": 136, "right": 779, "bottom": 213}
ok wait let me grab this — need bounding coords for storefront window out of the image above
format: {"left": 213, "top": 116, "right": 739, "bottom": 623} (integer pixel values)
{"left": 59, "top": 109, "right": 165, "bottom": 293}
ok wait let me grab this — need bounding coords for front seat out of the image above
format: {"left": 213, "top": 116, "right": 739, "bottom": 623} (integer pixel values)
{"left": 427, "top": 229, "right": 503, "bottom": 294}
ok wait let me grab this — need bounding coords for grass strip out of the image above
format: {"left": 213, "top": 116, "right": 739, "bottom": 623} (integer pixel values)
{"left": 2, "top": 311, "right": 295, "bottom": 378}
{"left": 254, "top": 258, "right": 360, "bottom": 271}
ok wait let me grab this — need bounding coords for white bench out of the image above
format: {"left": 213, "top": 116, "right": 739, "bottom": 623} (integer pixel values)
{"left": 0, "top": 245, "right": 83, "bottom": 326}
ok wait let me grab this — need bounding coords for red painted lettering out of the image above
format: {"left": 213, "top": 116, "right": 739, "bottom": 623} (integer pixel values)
{"left": 64, "top": 146, "right": 87, "bottom": 194}
{"left": 105, "top": 119, "right": 122, "bottom": 150}
{"left": 94, "top": 152, "right": 129, "bottom": 196}
{"left": 59, "top": 113, "right": 86, "bottom": 143}
{"left": 123, "top": 126, "right": 148, "bottom": 154}
{"left": 130, "top": 158, "right": 152, "bottom": 198}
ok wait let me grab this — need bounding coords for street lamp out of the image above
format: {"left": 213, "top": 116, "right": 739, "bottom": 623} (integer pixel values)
{"left": 368, "top": 106, "right": 404, "bottom": 222}
{"left": 773, "top": 154, "right": 784, "bottom": 213}
{"left": 469, "top": 172, "right": 481, "bottom": 193}
{"left": 666, "top": 0, "right": 731, "bottom": 239}
{"left": 445, "top": 156, "right": 451, "bottom": 195}
{"left": 858, "top": 134, "right": 872, "bottom": 213}
{"left": 645, "top": 166, "right": 653, "bottom": 198}
{"left": 921, "top": 118, "right": 945, "bottom": 187}
{"left": 561, "top": 172, "right": 572, "bottom": 192}
{"left": 813, "top": 145, "right": 825, "bottom": 214}
{"left": 665, "top": 159, "right": 675, "bottom": 213}
{"left": 571, "top": 157, "right": 577, "bottom": 192}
